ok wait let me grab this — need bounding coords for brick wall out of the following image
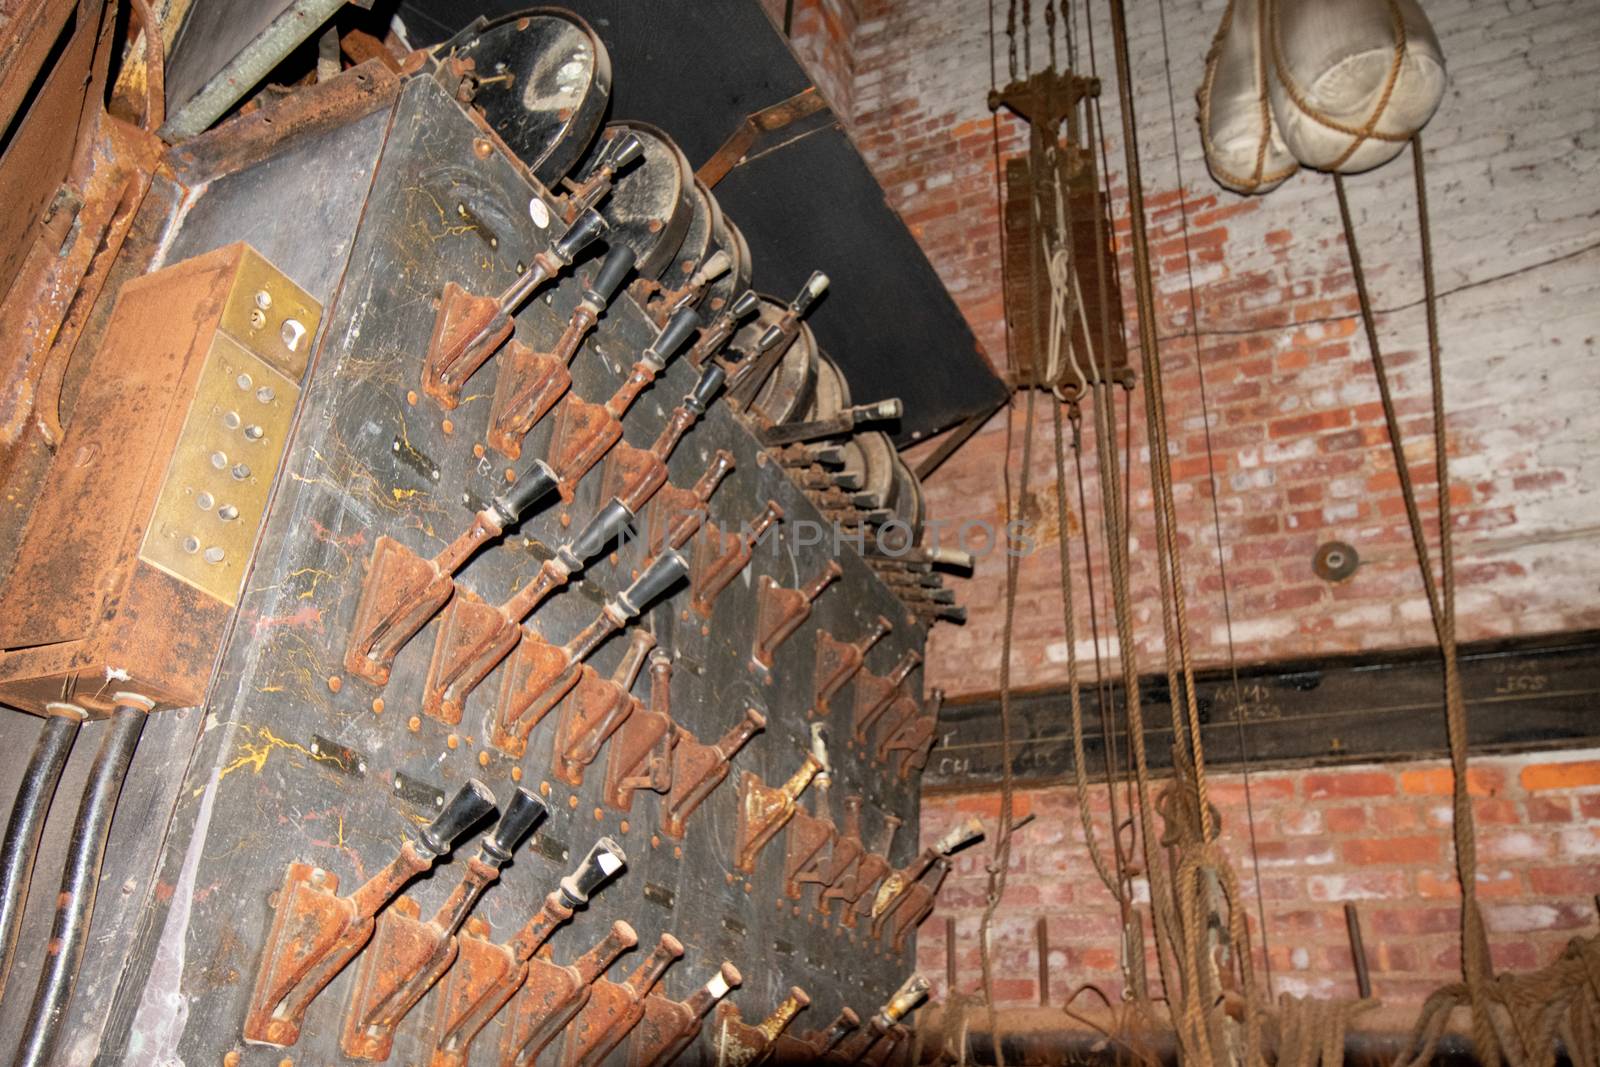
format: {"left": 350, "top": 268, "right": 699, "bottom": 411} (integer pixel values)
{"left": 767, "top": 0, "right": 1600, "bottom": 1023}
{"left": 842, "top": 0, "right": 1600, "bottom": 694}
{"left": 918, "top": 750, "right": 1600, "bottom": 1008}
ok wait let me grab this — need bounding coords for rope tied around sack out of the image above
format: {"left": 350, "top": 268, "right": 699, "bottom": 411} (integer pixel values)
{"left": 1197, "top": 0, "right": 1300, "bottom": 192}
{"left": 1266, "top": 0, "right": 1412, "bottom": 171}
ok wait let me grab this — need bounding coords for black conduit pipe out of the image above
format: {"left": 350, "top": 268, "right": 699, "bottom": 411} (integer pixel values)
{"left": 13, "top": 696, "right": 148, "bottom": 1067}
{"left": 0, "top": 704, "right": 83, "bottom": 1003}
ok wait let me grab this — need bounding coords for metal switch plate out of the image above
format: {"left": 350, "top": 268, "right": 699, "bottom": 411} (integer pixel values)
{"left": 139, "top": 335, "right": 299, "bottom": 606}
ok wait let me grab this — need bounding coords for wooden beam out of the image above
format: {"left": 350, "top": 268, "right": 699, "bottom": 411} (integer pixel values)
{"left": 923, "top": 630, "right": 1600, "bottom": 792}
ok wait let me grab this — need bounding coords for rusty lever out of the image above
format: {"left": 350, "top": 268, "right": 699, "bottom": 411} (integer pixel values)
{"left": 544, "top": 306, "right": 702, "bottom": 501}
{"left": 631, "top": 962, "right": 741, "bottom": 1067}
{"left": 488, "top": 242, "right": 638, "bottom": 458}
{"left": 492, "top": 548, "right": 686, "bottom": 756}
{"left": 423, "top": 209, "right": 606, "bottom": 407}
{"left": 242, "top": 780, "right": 495, "bottom": 1047}
{"left": 342, "top": 459, "right": 559, "bottom": 686}
{"left": 733, "top": 724, "right": 829, "bottom": 873}
{"left": 561, "top": 932, "right": 684, "bottom": 1066}
{"left": 660, "top": 705, "right": 766, "bottom": 839}
{"left": 342, "top": 789, "right": 545, "bottom": 1059}
{"left": 750, "top": 560, "right": 842, "bottom": 672}
{"left": 430, "top": 838, "right": 626, "bottom": 1067}
{"left": 423, "top": 496, "right": 635, "bottom": 723}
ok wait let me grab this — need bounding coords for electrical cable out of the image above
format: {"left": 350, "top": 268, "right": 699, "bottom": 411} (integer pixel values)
{"left": 13, "top": 699, "right": 147, "bottom": 1067}
{"left": 0, "top": 707, "right": 83, "bottom": 1003}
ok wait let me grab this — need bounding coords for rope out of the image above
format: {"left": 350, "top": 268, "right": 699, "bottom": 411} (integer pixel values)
{"left": 1156, "top": 0, "right": 1275, "bottom": 993}
{"left": 1265, "top": 0, "right": 1411, "bottom": 171}
{"left": 978, "top": 6, "right": 1025, "bottom": 1060}
{"left": 1197, "top": 0, "right": 1300, "bottom": 193}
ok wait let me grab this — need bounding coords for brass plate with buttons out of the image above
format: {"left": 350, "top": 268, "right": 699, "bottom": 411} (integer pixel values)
{"left": 139, "top": 334, "right": 300, "bottom": 605}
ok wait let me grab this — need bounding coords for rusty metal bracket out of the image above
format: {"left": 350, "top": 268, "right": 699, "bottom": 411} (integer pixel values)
{"left": 781, "top": 794, "right": 836, "bottom": 901}
{"left": 750, "top": 560, "right": 842, "bottom": 674}
{"left": 487, "top": 302, "right": 598, "bottom": 458}
{"left": 733, "top": 733, "right": 827, "bottom": 874}
{"left": 712, "top": 987, "right": 811, "bottom": 1067}
{"left": 603, "top": 649, "right": 676, "bottom": 811}
{"left": 659, "top": 706, "right": 766, "bottom": 839}
{"left": 430, "top": 839, "right": 627, "bottom": 1067}
{"left": 552, "top": 629, "right": 654, "bottom": 786}
{"left": 696, "top": 87, "right": 828, "bottom": 189}
{"left": 631, "top": 961, "right": 742, "bottom": 1067}
{"left": 851, "top": 649, "right": 922, "bottom": 744}
{"left": 813, "top": 617, "right": 891, "bottom": 716}
{"left": 828, "top": 817, "right": 900, "bottom": 929}
{"left": 499, "top": 920, "right": 637, "bottom": 1067}
{"left": 689, "top": 502, "right": 784, "bottom": 617}
{"left": 560, "top": 932, "right": 682, "bottom": 1066}
{"left": 774, "top": 1007, "right": 861, "bottom": 1062}
{"left": 241, "top": 781, "right": 495, "bottom": 1046}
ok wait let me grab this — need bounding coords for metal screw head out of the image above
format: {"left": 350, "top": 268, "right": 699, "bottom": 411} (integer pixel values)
{"left": 203, "top": 546, "right": 225, "bottom": 564}
{"left": 254, "top": 289, "right": 272, "bottom": 309}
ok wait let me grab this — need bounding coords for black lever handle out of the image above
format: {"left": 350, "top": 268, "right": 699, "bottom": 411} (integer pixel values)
{"left": 644, "top": 307, "right": 702, "bottom": 368}
{"left": 483, "top": 788, "right": 547, "bottom": 865}
{"left": 492, "top": 459, "right": 559, "bottom": 525}
{"left": 585, "top": 244, "right": 637, "bottom": 308}
{"left": 418, "top": 779, "right": 497, "bottom": 858}
{"left": 553, "top": 210, "right": 607, "bottom": 265}
{"left": 685, "top": 363, "right": 727, "bottom": 416}
{"left": 563, "top": 499, "right": 635, "bottom": 569}
{"left": 615, "top": 549, "right": 688, "bottom": 617}
{"left": 560, "top": 836, "right": 627, "bottom": 906}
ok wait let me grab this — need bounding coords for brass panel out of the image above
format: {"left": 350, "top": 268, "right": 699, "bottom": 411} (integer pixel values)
{"left": 138, "top": 333, "right": 298, "bottom": 606}
{"left": 217, "top": 245, "right": 321, "bottom": 378}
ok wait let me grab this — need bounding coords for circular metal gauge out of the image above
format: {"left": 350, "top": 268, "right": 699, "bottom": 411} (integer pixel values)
{"left": 887, "top": 452, "right": 925, "bottom": 539}
{"left": 854, "top": 430, "right": 897, "bottom": 511}
{"left": 728, "top": 297, "right": 817, "bottom": 426}
{"left": 446, "top": 11, "right": 611, "bottom": 187}
{"left": 703, "top": 215, "right": 753, "bottom": 316}
{"left": 671, "top": 179, "right": 721, "bottom": 292}
{"left": 804, "top": 351, "right": 851, "bottom": 424}
{"left": 593, "top": 122, "right": 694, "bottom": 280}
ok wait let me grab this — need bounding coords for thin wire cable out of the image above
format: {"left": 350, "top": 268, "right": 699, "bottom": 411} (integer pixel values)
{"left": 1153, "top": 0, "right": 1274, "bottom": 995}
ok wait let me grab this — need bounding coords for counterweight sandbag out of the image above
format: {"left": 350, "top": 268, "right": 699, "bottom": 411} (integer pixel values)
{"left": 1198, "top": 0, "right": 1300, "bottom": 195}
{"left": 1265, "top": 0, "right": 1446, "bottom": 173}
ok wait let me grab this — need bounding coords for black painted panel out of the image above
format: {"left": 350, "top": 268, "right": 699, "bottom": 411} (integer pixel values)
{"left": 398, "top": 0, "right": 1010, "bottom": 443}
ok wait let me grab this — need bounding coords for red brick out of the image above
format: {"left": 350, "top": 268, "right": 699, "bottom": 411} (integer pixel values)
{"left": 1526, "top": 864, "right": 1600, "bottom": 896}
{"left": 1525, "top": 796, "right": 1573, "bottom": 823}
{"left": 1340, "top": 835, "right": 1442, "bottom": 866}
{"left": 1399, "top": 766, "right": 1504, "bottom": 797}
{"left": 1324, "top": 806, "right": 1368, "bottom": 833}
{"left": 1303, "top": 772, "right": 1397, "bottom": 800}
{"left": 1520, "top": 760, "right": 1600, "bottom": 791}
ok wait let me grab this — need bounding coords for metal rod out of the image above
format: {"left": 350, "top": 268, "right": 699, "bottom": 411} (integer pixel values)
{"left": 13, "top": 700, "right": 147, "bottom": 1067}
{"left": 0, "top": 708, "right": 82, "bottom": 1002}
{"left": 945, "top": 916, "right": 957, "bottom": 995}
{"left": 1035, "top": 916, "right": 1050, "bottom": 1007}
{"left": 1343, "top": 902, "right": 1372, "bottom": 999}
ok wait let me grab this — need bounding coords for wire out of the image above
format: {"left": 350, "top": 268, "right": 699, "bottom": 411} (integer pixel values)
{"left": 1152, "top": 0, "right": 1274, "bottom": 995}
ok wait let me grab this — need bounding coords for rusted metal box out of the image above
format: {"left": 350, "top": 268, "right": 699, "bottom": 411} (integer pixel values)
{"left": 0, "top": 242, "right": 320, "bottom": 715}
